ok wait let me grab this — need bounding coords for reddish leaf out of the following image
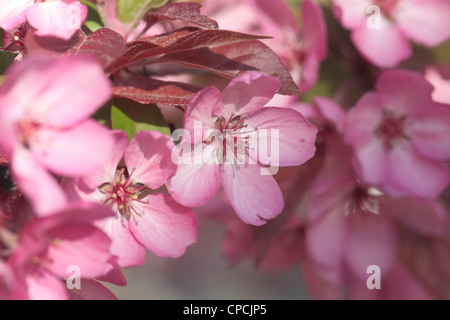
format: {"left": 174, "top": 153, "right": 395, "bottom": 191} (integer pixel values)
{"left": 112, "top": 77, "right": 201, "bottom": 106}
{"left": 146, "top": 2, "right": 218, "bottom": 29}
{"left": 25, "top": 28, "right": 126, "bottom": 69}
{"left": 157, "top": 40, "right": 300, "bottom": 96}
{"left": 107, "top": 27, "right": 267, "bottom": 73}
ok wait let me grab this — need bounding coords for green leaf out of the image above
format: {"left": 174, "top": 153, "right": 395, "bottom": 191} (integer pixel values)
{"left": 0, "top": 50, "right": 18, "bottom": 74}
{"left": 0, "top": 29, "right": 4, "bottom": 49}
{"left": 111, "top": 98, "right": 171, "bottom": 140}
{"left": 117, "top": 0, "right": 168, "bottom": 25}
{"left": 80, "top": 0, "right": 104, "bottom": 32}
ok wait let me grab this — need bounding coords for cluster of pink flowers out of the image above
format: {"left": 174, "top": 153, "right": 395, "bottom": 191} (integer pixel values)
{"left": 0, "top": 0, "right": 449, "bottom": 300}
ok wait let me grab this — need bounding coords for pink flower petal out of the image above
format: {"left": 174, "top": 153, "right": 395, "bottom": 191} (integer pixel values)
{"left": 380, "top": 196, "right": 446, "bottom": 236}
{"left": 129, "top": 194, "right": 197, "bottom": 258}
{"left": 221, "top": 72, "right": 281, "bottom": 118}
{"left": 351, "top": 17, "right": 411, "bottom": 68}
{"left": 11, "top": 147, "right": 68, "bottom": 216}
{"left": 395, "top": 0, "right": 450, "bottom": 47}
{"left": 97, "top": 216, "right": 145, "bottom": 268}
{"left": 31, "top": 56, "right": 111, "bottom": 128}
{"left": 46, "top": 224, "right": 112, "bottom": 279}
{"left": 410, "top": 103, "right": 450, "bottom": 161}
{"left": 302, "top": 0, "right": 328, "bottom": 59}
{"left": 168, "top": 142, "right": 221, "bottom": 207}
{"left": 386, "top": 144, "right": 449, "bottom": 198}
{"left": 376, "top": 70, "right": 435, "bottom": 116}
{"left": 125, "top": 131, "right": 176, "bottom": 190}
{"left": 34, "top": 120, "right": 114, "bottom": 177}
{"left": 68, "top": 279, "right": 118, "bottom": 300}
{"left": 0, "top": 0, "right": 32, "bottom": 30}
{"left": 245, "top": 107, "right": 317, "bottom": 167}
{"left": 184, "top": 86, "right": 223, "bottom": 143}
{"left": 332, "top": 0, "right": 372, "bottom": 29}
{"left": 25, "top": 269, "right": 68, "bottom": 300}
{"left": 26, "top": 1, "right": 88, "bottom": 40}
{"left": 345, "top": 213, "right": 398, "bottom": 280}
{"left": 312, "top": 97, "right": 347, "bottom": 134}
{"left": 220, "top": 163, "right": 284, "bottom": 226}
{"left": 82, "top": 130, "right": 129, "bottom": 190}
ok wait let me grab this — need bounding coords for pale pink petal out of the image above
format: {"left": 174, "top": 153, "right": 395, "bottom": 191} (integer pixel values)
{"left": 353, "top": 137, "right": 387, "bottom": 187}
{"left": 82, "top": 130, "right": 129, "bottom": 190}
{"left": 245, "top": 107, "right": 317, "bottom": 167}
{"left": 32, "top": 56, "right": 111, "bottom": 128}
{"left": 221, "top": 72, "right": 281, "bottom": 118}
{"left": 125, "top": 131, "right": 176, "bottom": 190}
{"left": 312, "top": 97, "right": 347, "bottom": 134}
{"left": 0, "top": 0, "right": 32, "bottom": 30}
{"left": 11, "top": 147, "right": 67, "bottom": 216}
{"left": 46, "top": 224, "right": 112, "bottom": 279}
{"left": 410, "top": 103, "right": 450, "bottom": 160}
{"left": 424, "top": 66, "right": 450, "bottom": 104}
{"left": 26, "top": 269, "right": 68, "bottom": 300}
{"left": 69, "top": 279, "right": 118, "bottom": 300}
{"left": 129, "top": 194, "right": 197, "bottom": 258}
{"left": 26, "top": 1, "right": 88, "bottom": 40}
{"left": 376, "top": 70, "right": 435, "bottom": 116}
{"left": 220, "top": 163, "right": 284, "bottom": 226}
{"left": 306, "top": 206, "right": 348, "bottom": 269}
{"left": 386, "top": 145, "right": 449, "bottom": 199}
{"left": 245, "top": 0, "right": 297, "bottom": 36}
{"left": 380, "top": 196, "right": 446, "bottom": 236}
{"left": 98, "top": 216, "right": 146, "bottom": 268}
{"left": 351, "top": 17, "right": 411, "bottom": 68}
{"left": 168, "top": 142, "right": 221, "bottom": 207}
{"left": 345, "top": 213, "right": 398, "bottom": 280}
{"left": 183, "top": 86, "right": 222, "bottom": 143}
{"left": 302, "top": 0, "right": 328, "bottom": 59}
{"left": 33, "top": 120, "right": 114, "bottom": 177}
{"left": 332, "top": 0, "right": 372, "bottom": 29}
{"left": 395, "top": 0, "right": 450, "bottom": 47}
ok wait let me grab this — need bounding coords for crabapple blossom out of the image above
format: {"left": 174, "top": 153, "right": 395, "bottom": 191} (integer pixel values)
{"left": 5, "top": 201, "right": 116, "bottom": 300}
{"left": 332, "top": 0, "right": 450, "bottom": 67}
{"left": 168, "top": 72, "right": 317, "bottom": 226}
{"left": 0, "top": 55, "right": 114, "bottom": 216}
{"left": 343, "top": 70, "right": 450, "bottom": 199}
{"left": 66, "top": 130, "right": 197, "bottom": 267}
{"left": 0, "top": 0, "right": 88, "bottom": 40}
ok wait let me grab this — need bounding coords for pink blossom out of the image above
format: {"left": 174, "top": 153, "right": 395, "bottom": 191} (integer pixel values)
{"left": 66, "top": 130, "right": 197, "bottom": 268}
{"left": 424, "top": 65, "right": 450, "bottom": 104}
{"left": 0, "top": 55, "right": 114, "bottom": 216}
{"left": 0, "top": 0, "right": 88, "bottom": 40}
{"left": 332, "top": 0, "right": 450, "bottom": 68}
{"left": 304, "top": 131, "right": 446, "bottom": 299}
{"left": 6, "top": 201, "right": 115, "bottom": 300}
{"left": 168, "top": 72, "right": 317, "bottom": 226}
{"left": 343, "top": 70, "right": 450, "bottom": 199}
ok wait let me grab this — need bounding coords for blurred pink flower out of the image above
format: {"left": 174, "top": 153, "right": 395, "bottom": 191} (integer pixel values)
{"left": 343, "top": 70, "right": 450, "bottom": 198}
{"left": 424, "top": 65, "right": 450, "bottom": 104}
{"left": 168, "top": 72, "right": 317, "bottom": 226}
{"left": 0, "top": 0, "right": 88, "bottom": 40}
{"left": 5, "top": 201, "right": 115, "bottom": 300}
{"left": 67, "top": 130, "right": 197, "bottom": 268}
{"left": 0, "top": 56, "right": 114, "bottom": 216}
{"left": 203, "top": 0, "right": 327, "bottom": 93}
{"left": 332, "top": 0, "right": 450, "bottom": 67}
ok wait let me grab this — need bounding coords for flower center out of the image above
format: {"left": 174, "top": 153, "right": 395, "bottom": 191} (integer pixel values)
{"left": 98, "top": 167, "right": 148, "bottom": 221}
{"left": 206, "top": 113, "right": 258, "bottom": 164}
{"left": 375, "top": 111, "right": 409, "bottom": 149}
{"left": 17, "top": 119, "right": 42, "bottom": 149}
{"left": 9, "top": 24, "right": 28, "bottom": 50}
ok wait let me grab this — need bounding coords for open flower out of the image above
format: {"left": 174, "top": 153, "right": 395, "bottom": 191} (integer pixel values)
{"left": 343, "top": 70, "right": 450, "bottom": 198}
{"left": 66, "top": 130, "right": 197, "bottom": 268}
{"left": 0, "top": 55, "right": 114, "bottom": 216}
{"left": 168, "top": 72, "right": 317, "bottom": 226}
{"left": 5, "top": 201, "right": 115, "bottom": 300}
{"left": 332, "top": 0, "right": 450, "bottom": 67}
{"left": 0, "top": 0, "right": 88, "bottom": 40}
